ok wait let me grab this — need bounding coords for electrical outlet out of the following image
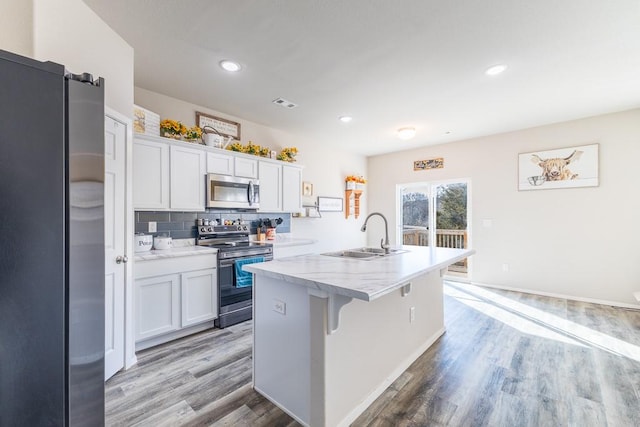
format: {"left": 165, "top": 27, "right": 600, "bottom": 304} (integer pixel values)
{"left": 502, "top": 263, "right": 509, "bottom": 272}
{"left": 410, "top": 307, "right": 415, "bottom": 323}
{"left": 148, "top": 221, "right": 157, "bottom": 233}
{"left": 273, "top": 299, "right": 286, "bottom": 315}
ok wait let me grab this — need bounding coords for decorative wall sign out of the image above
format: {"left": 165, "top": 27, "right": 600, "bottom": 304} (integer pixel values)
{"left": 518, "top": 143, "right": 599, "bottom": 191}
{"left": 414, "top": 158, "right": 444, "bottom": 171}
{"left": 317, "top": 196, "right": 343, "bottom": 212}
{"left": 196, "top": 111, "right": 241, "bottom": 140}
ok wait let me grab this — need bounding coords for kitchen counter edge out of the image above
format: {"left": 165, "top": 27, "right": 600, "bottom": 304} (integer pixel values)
{"left": 244, "top": 245, "right": 474, "bottom": 302}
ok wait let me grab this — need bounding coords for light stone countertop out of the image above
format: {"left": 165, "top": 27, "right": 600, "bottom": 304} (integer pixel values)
{"left": 244, "top": 245, "right": 474, "bottom": 301}
{"left": 250, "top": 234, "right": 317, "bottom": 248}
{"left": 134, "top": 239, "right": 217, "bottom": 261}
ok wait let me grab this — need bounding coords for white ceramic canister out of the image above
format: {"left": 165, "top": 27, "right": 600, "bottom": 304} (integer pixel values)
{"left": 153, "top": 235, "right": 173, "bottom": 250}
{"left": 134, "top": 233, "right": 153, "bottom": 252}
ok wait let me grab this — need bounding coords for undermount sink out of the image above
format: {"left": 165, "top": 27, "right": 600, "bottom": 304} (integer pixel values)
{"left": 322, "top": 247, "right": 409, "bottom": 260}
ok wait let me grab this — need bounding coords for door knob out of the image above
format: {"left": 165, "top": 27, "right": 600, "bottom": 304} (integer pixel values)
{"left": 116, "top": 255, "right": 128, "bottom": 264}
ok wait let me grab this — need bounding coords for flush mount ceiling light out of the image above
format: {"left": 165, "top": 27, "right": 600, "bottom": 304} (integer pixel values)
{"left": 219, "top": 60, "right": 241, "bottom": 72}
{"left": 339, "top": 116, "right": 353, "bottom": 123}
{"left": 397, "top": 127, "right": 416, "bottom": 140}
{"left": 485, "top": 64, "right": 507, "bottom": 76}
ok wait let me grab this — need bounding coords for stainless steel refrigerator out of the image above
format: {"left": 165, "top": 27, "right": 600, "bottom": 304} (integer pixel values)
{"left": 0, "top": 49, "right": 105, "bottom": 426}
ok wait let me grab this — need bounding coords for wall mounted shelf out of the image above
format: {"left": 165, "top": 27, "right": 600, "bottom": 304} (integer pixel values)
{"left": 345, "top": 190, "right": 363, "bottom": 219}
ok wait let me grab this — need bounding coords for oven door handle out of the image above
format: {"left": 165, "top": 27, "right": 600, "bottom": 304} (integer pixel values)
{"left": 219, "top": 258, "right": 237, "bottom": 268}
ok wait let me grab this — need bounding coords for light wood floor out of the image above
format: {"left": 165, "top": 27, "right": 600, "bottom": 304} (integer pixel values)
{"left": 106, "top": 282, "right": 640, "bottom": 426}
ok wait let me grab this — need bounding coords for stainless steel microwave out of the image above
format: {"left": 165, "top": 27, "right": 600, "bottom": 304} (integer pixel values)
{"left": 206, "top": 174, "right": 260, "bottom": 210}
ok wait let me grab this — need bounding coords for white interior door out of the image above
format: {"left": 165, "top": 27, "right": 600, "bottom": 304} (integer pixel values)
{"left": 104, "top": 115, "right": 126, "bottom": 380}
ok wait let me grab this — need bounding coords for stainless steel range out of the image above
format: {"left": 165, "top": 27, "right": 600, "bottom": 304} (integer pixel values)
{"left": 196, "top": 224, "right": 273, "bottom": 328}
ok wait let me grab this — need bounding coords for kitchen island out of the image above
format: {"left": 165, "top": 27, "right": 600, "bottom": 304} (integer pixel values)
{"left": 244, "top": 245, "right": 474, "bottom": 427}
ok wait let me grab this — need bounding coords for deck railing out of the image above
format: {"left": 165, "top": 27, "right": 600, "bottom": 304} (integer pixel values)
{"left": 402, "top": 227, "right": 468, "bottom": 273}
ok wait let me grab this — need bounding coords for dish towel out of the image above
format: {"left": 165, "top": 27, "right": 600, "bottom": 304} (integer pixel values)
{"left": 235, "top": 256, "right": 265, "bottom": 288}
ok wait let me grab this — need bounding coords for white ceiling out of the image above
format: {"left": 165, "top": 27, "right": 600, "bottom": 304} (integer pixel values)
{"left": 84, "top": 0, "right": 640, "bottom": 156}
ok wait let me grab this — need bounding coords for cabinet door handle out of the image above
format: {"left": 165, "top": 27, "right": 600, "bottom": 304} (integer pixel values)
{"left": 116, "top": 255, "right": 128, "bottom": 264}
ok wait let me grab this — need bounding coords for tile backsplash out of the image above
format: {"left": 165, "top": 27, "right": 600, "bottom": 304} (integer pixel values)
{"left": 135, "top": 211, "right": 291, "bottom": 239}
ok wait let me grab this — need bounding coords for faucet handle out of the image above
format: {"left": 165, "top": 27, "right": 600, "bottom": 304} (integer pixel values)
{"left": 381, "top": 238, "right": 390, "bottom": 249}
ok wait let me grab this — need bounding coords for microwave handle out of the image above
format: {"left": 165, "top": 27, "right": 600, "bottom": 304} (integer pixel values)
{"left": 248, "top": 180, "right": 254, "bottom": 206}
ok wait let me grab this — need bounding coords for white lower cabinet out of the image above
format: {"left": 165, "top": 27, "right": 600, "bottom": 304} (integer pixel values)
{"left": 181, "top": 268, "right": 217, "bottom": 327}
{"left": 135, "top": 273, "right": 180, "bottom": 341}
{"left": 135, "top": 254, "right": 217, "bottom": 350}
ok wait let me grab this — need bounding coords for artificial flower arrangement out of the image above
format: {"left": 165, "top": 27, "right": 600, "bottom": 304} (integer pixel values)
{"left": 277, "top": 147, "right": 298, "bottom": 162}
{"left": 227, "top": 141, "right": 270, "bottom": 157}
{"left": 345, "top": 174, "right": 366, "bottom": 190}
{"left": 160, "top": 119, "right": 187, "bottom": 139}
{"left": 183, "top": 126, "right": 202, "bottom": 142}
{"left": 227, "top": 141, "right": 297, "bottom": 161}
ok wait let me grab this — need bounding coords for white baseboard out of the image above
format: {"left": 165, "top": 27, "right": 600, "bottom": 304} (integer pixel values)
{"left": 462, "top": 280, "right": 640, "bottom": 310}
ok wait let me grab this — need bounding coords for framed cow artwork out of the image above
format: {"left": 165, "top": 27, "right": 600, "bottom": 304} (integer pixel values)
{"left": 518, "top": 143, "right": 599, "bottom": 191}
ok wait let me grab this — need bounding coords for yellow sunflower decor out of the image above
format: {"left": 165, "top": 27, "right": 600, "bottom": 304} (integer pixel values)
{"left": 277, "top": 147, "right": 298, "bottom": 162}
{"left": 183, "top": 126, "right": 202, "bottom": 143}
{"left": 160, "top": 119, "right": 187, "bottom": 139}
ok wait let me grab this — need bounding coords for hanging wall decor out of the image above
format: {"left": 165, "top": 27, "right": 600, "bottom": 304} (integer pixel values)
{"left": 414, "top": 158, "right": 444, "bottom": 171}
{"left": 518, "top": 143, "right": 599, "bottom": 191}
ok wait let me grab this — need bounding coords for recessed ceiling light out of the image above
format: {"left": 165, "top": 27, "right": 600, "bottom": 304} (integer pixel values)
{"left": 220, "top": 60, "right": 241, "bottom": 72}
{"left": 339, "top": 116, "right": 353, "bottom": 123}
{"left": 397, "top": 127, "right": 416, "bottom": 140}
{"left": 485, "top": 64, "right": 507, "bottom": 76}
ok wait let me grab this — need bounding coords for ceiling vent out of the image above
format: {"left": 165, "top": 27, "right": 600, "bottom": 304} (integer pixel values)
{"left": 272, "top": 97, "right": 298, "bottom": 109}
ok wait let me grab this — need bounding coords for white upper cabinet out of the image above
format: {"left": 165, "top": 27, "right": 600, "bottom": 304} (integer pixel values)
{"left": 206, "top": 152, "right": 234, "bottom": 176}
{"left": 282, "top": 165, "right": 302, "bottom": 212}
{"left": 133, "top": 134, "right": 302, "bottom": 213}
{"left": 133, "top": 139, "right": 170, "bottom": 210}
{"left": 259, "top": 162, "right": 303, "bottom": 212}
{"left": 259, "top": 161, "right": 282, "bottom": 212}
{"left": 170, "top": 145, "right": 206, "bottom": 211}
{"left": 234, "top": 157, "right": 258, "bottom": 179}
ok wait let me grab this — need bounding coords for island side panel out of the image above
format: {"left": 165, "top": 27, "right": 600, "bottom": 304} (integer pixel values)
{"left": 315, "top": 270, "right": 445, "bottom": 427}
{"left": 253, "top": 275, "right": 311, "bottom": 425}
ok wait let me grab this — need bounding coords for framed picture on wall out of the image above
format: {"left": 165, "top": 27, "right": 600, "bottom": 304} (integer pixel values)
{"left": 518, "top": 143, "right": 599, "bottom": 191}
{"left": 317, "top": 197, "right": 343, "bottom": 212}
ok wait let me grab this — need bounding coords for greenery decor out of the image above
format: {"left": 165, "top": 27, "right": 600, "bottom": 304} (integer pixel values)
{"left": 160, "top": 119, "right": 186, "bottom": 139}
{"left": 277, "top": 147, "right": 298, "bottom": 162}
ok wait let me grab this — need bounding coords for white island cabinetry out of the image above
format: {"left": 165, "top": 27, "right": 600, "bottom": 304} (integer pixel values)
{"left": 134, "top": 251, "right": 217, "bottom": 350}
{"left": 245, "top": 246, "right": 474, "bottom": 427}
